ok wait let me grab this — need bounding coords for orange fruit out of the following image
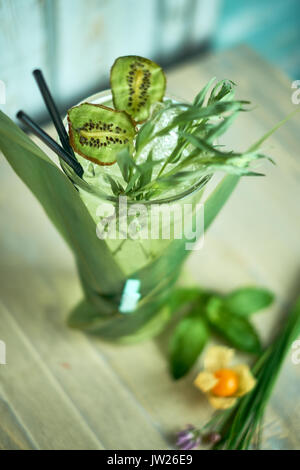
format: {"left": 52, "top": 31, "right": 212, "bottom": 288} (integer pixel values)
{"left": 212, "top": 368, "right": 239, "bottom": 397}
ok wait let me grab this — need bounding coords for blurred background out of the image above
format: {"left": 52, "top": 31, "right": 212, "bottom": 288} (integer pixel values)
{"left": 0, "top": 0, "right": 299, "bottom": 122}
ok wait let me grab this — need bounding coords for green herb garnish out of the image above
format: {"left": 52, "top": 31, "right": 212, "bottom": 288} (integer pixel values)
{"left": 67, "top": 56, "right": 284, "bottom": 201}
{"left": 169, "top": 286, "right": 274, "bottom": 379}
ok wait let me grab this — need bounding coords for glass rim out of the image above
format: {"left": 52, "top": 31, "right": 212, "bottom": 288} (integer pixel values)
{"left": 64, "top": 89, "right": 211, "bottom": 206}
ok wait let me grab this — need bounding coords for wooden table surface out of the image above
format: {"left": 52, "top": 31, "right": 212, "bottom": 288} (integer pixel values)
{"left": 0, "top": 46, "right": 300, "bottom": 450}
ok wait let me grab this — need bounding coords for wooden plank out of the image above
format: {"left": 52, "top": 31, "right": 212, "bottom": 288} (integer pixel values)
{"left": 0, "top": 301, "right": 104, "bottom": 450}
{"left": 0, "top": 267, "right": 168, "bottom": 450}
{"left": 0, "top": 391, "right": 36, "bottom": 450}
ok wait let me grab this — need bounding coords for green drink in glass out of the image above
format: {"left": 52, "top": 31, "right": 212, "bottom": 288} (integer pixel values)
{"left": 63, "top": 56, "right": 260, "bottom": 342}
{"left": 64, "top": 89, "right": 213, "bottom": 341}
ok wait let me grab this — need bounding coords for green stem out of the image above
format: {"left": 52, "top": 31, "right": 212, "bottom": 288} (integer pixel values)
{"left": 219, "top": 298, "right": 300, "bottom": 450}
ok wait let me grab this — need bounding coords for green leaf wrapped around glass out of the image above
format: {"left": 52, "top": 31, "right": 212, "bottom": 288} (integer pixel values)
{"left": 0, "top": 55, "right": 277, "bottom": 342}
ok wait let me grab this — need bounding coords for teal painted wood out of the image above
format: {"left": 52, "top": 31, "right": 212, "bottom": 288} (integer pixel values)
{"left": 43, "top": 0, "right": 59, "bottom": 96}
{"left": 0, "top": 0, "right": 299, "bottom": 122}
{"left": 153, "top": 0, "right": 220, "bottom": 61}
{"left": 214, "top": 0, "right": 300, "bottom": 78}
{"left": 0, "top": 0, "right": 218, "bottom": 121}
{"left": 0, "top": 0, "right": 49, "bottom": 118}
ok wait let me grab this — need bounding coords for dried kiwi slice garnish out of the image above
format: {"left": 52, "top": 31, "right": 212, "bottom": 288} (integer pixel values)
{"left": 110, "top": 55, "right": 166, "bottom": 123}
{"left": 67, "top": 103, "right": 136, "bottom": 166}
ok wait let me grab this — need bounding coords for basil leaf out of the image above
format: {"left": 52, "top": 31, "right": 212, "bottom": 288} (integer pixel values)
{"left": 224, "top": 287, "right": 274, "bottom": 317}
{"left": 206, "top": 297, "right": 262, "bottom": 354}
{"left": 169, "top": 312, "right": 209, "bottom": 379}
{"left": 167, "top": 287, "right": 204, "bottom": 313}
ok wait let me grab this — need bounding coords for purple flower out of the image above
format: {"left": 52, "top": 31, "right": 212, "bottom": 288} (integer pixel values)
{"left": 176, "top": 425, "right": 201, "bottom": 450}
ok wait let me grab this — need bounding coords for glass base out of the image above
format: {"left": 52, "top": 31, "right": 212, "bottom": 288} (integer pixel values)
{"left": 68, "top": 296, "right": 172, "bottom": 343}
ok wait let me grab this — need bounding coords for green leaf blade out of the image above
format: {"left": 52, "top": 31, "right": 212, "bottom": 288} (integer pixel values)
{"left": 0, "top": 110, "right": 124, "bottom": 300}
{"left": 135, "top": 120, "right": 155, "bottom": 153}
{"left": 224, "top": 287, "right": 274, "bottom": 317}
{"left": 193, "top": 77, "right": 216, "bottom": 107}
{"left": 170, "top": 313, "right": 209, "bottom": 380}
{"left": 206, "top": 298, "right": 262, "bottom": 354}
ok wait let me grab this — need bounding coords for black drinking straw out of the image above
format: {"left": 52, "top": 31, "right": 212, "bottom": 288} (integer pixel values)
{"left": 17, "top": 110, "right": 84, "bottom": 177}
{"left": 32, "top": 69, "right": 76, "bottom": 160}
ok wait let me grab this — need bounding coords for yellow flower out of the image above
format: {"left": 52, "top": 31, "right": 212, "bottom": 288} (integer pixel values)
{"left": 194, "top": 346, "right": 256, "bottom": 410}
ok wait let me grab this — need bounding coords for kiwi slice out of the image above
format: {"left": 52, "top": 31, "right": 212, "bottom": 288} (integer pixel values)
{"left": 67, "top": 103, "right": 136, "bottom": 166}
{"left": 110, "top": 55, "right": 166, "bottom": 123}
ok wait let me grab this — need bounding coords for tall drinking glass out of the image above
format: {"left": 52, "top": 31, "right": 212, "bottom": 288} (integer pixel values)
{"left": 63, "top": 90, "right": 234, "bottom": 342}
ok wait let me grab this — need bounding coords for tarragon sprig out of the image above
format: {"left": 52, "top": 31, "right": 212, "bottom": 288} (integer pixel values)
{"left": 104, "top": 78, "right": 282, "bottom": 201}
